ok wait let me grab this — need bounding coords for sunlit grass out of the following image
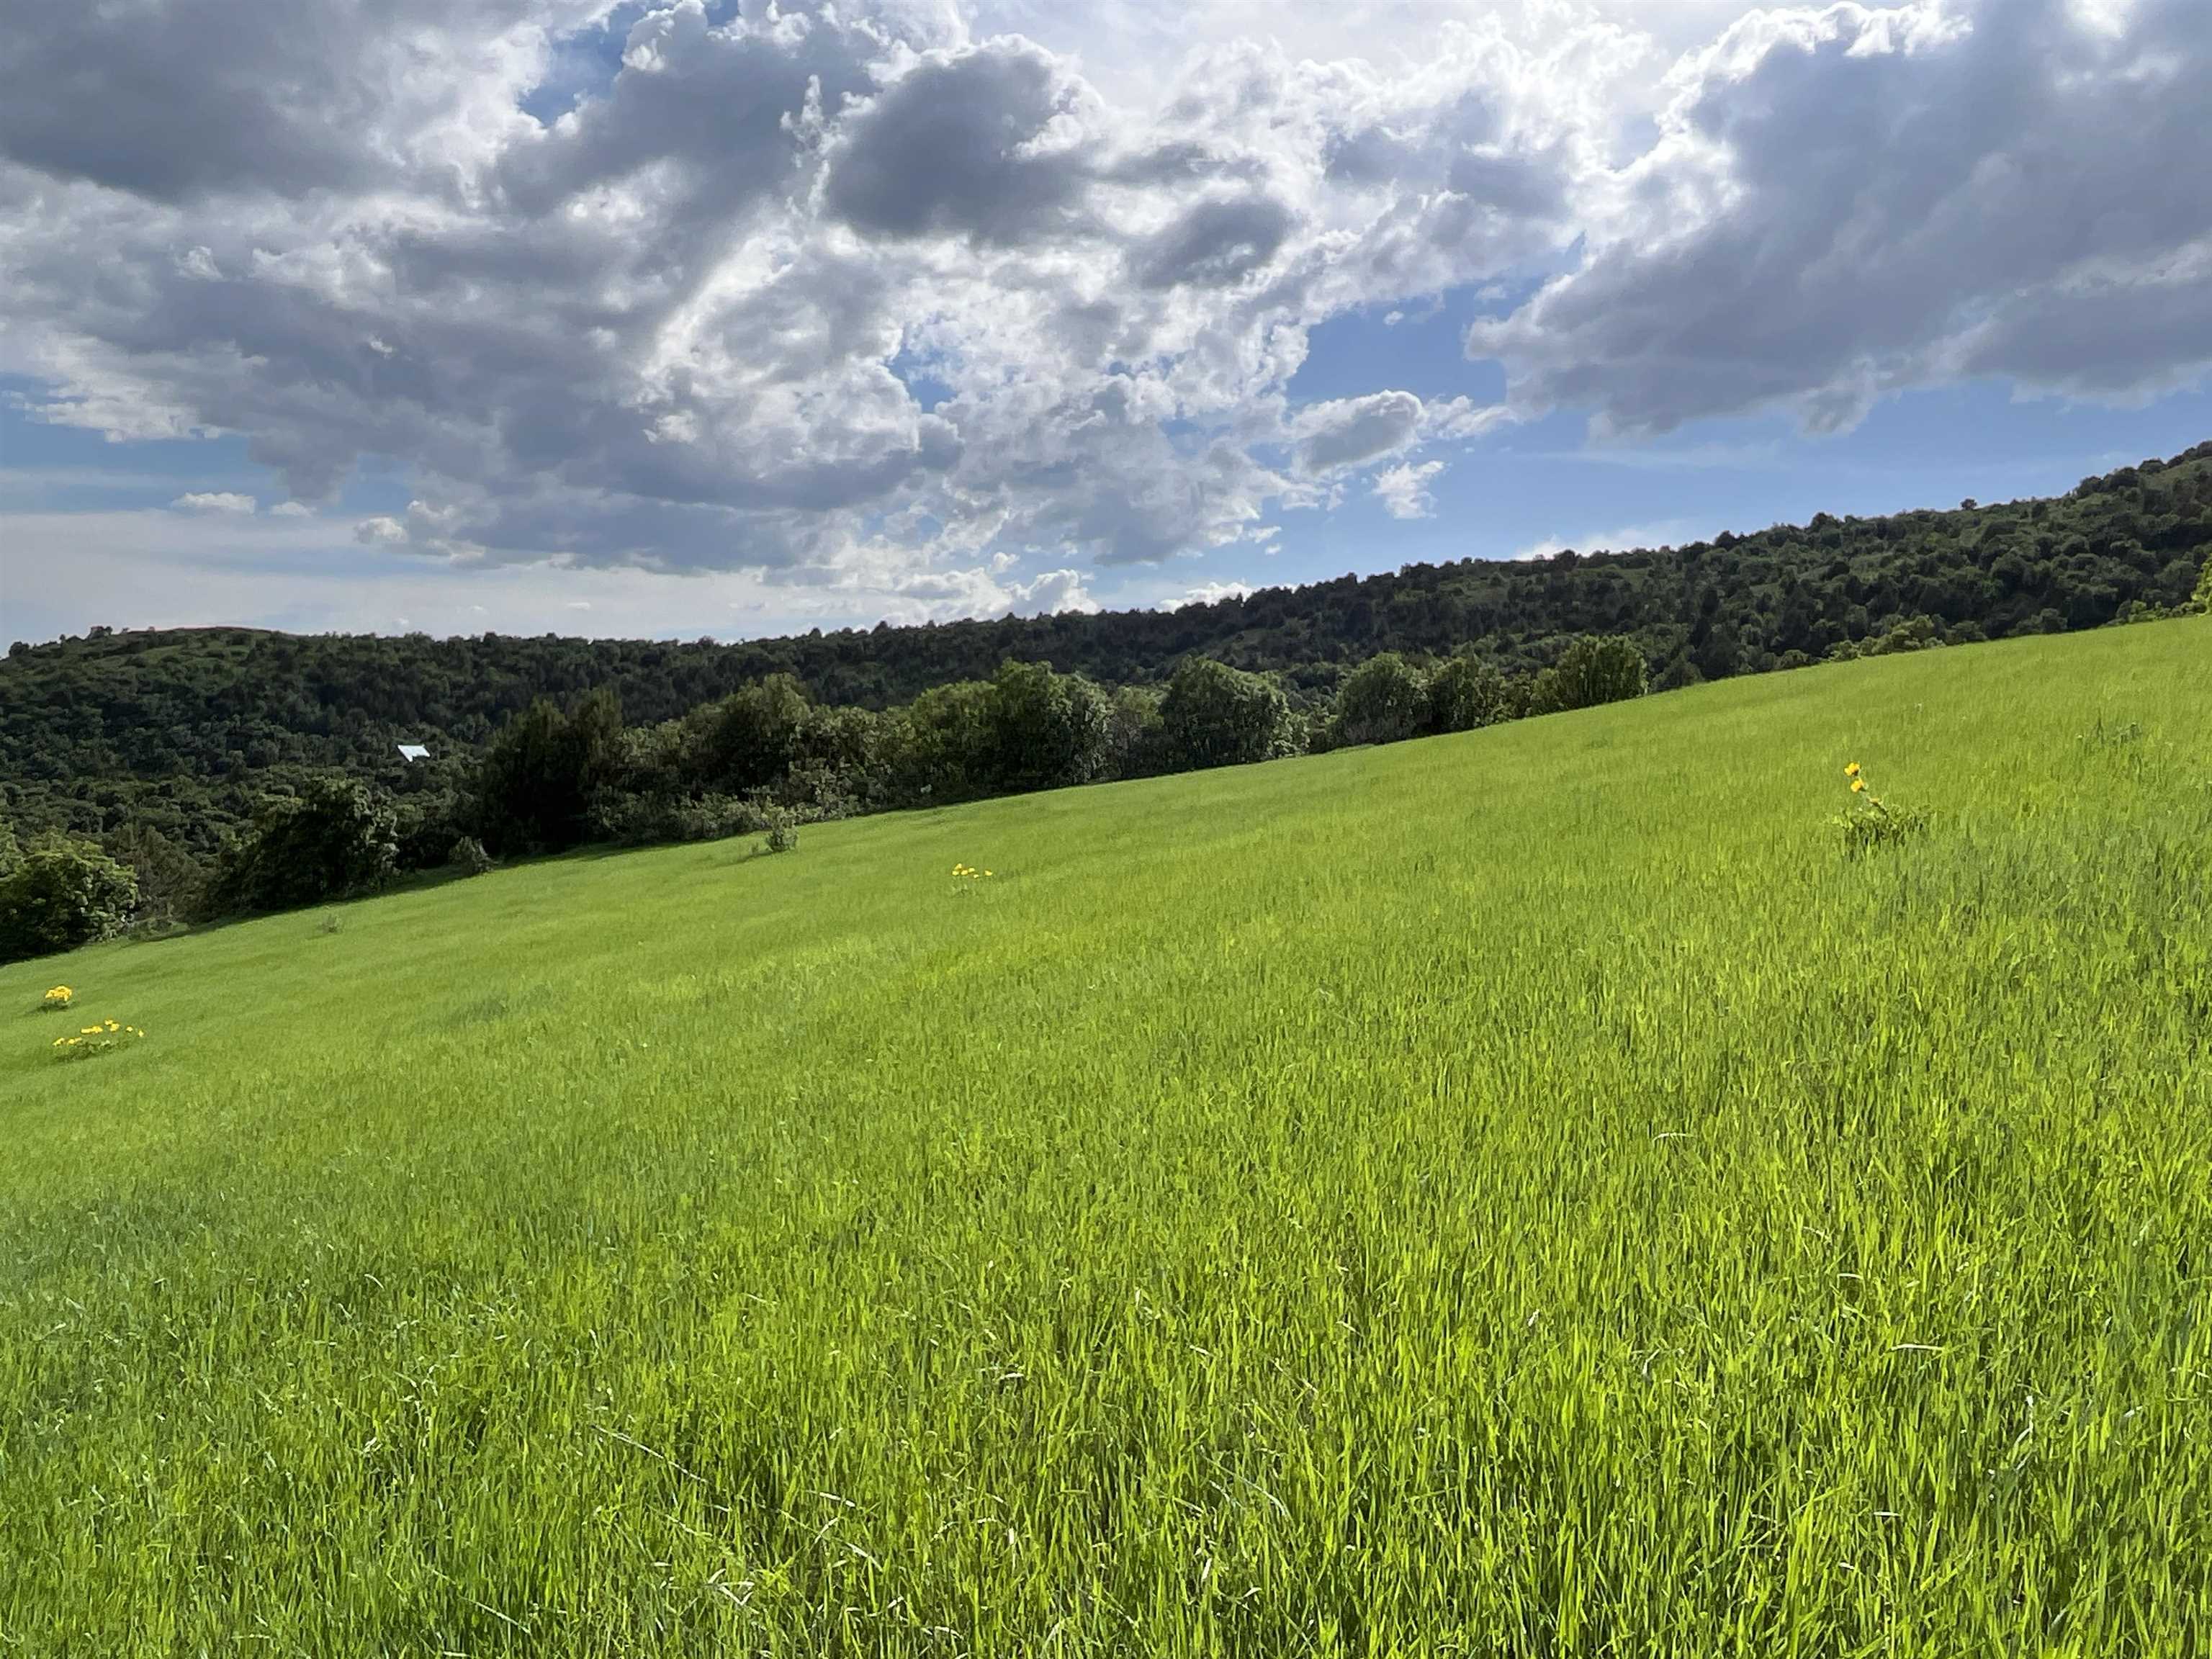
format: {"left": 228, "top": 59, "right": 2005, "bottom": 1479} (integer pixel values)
{"left": 4, "top": 619, "right": 2211, "bottom": 1655}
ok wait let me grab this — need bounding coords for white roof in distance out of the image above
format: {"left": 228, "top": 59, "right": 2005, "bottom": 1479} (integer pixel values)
{"left": 396, "top": 743, "right": 431, "bottom": 762}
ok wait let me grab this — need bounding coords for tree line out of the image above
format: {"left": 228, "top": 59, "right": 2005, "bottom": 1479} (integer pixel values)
{"left": 1, "top": 640, "right": 1654, "bottom": 959}
{"left": 4, "top": 441, "right": 2211, "bottom": 960}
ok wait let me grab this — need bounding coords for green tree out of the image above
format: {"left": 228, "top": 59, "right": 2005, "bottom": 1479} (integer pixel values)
{"left": 695, "top": 674, "right": 811, "bottom": 793}
{"left": 471, "top": 688, "right": 624, "bottom": 855}
{"left": 1528, "top": 637, "right": 1648, "bottom": 715}
{"left": 984, "top": 661, "right": 1113, "bottom": 793}
{"left": 0, "top": 833, "right": 139, "bottom": 963}
{"left": 208, "top": 776, "right": 399, "bottom": 915}
{"left": 886, "top": 680, "right": 997, "bottom": 804}
{"left": 1156, "top": 659, "right": 1295, "bottom": 772}
{"left": 1424, "top": 655, "right": 1517, "bottom": 734}
{"left": 1328, "top": 652, "right": 1429, "bottom": 747}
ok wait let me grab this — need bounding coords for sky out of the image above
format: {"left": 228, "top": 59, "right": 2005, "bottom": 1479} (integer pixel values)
{"left": 3, "top": 0, "right": 2210, "bottom": 645}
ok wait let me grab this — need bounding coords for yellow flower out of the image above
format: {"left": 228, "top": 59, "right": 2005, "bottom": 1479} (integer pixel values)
{"left": 81, "top": 1025, "right": 102, "bottom": 1035}
{"left": 1851, "top": 778, "right": 1867, "bottom": 793}
{"left": 1845, "top": 762, "right": 1861, "bottom": 778}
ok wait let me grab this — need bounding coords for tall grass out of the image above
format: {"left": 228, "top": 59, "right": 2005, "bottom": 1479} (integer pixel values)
{"left": 3, "top": 620, "right": 2210, "bottom": 1655}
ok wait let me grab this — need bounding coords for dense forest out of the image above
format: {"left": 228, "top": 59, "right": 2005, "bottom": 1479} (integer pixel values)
{"left": 5, "top": 440, "right": 2210, "bottom": 886}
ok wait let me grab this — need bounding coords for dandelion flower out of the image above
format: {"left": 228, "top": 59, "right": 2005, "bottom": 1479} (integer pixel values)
{"left": 1845, "top": 762, "right": 1861, "bottom": 778}
{"left": 1851, "top": 778, "right": 1867, "bottom": 793}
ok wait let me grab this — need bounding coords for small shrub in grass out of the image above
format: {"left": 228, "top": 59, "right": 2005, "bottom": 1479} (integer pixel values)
{"left": 53, "top": 1019, "right": 145, "bottom": 1061}
{"left": 1835, "top": 760, "right": 1928, "bottom": 854}
{"left": 448, "top": 835, "right": 495, "bottom": 876}
{"left": 39, "top": 985, "right": 72, "bottom": 1012}
{"left": 765, "top": 815, "right": 799, "bottom": 855}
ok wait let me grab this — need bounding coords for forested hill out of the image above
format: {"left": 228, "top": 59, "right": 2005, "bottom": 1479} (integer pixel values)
{"left": 6, "top": 440, "right": 2211, "bottom": 853}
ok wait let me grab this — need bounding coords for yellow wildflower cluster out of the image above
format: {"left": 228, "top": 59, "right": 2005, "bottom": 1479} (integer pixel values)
{"left": 951, "top": 862, "right": 994, "bottom": 880}
{"left": 40, "top": 985, "right": 73, "bottom": 1011}
{"left": 1845, "top": 760, "right": 1866, "bottom": 794}
{"left": 53, "top": 1019, "right": 145, "bottom": 1059}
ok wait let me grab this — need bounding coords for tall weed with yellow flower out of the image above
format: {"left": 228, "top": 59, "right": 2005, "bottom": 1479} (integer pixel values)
{"left": 1835, "top": 760, "right": 1928, "bottom": 853}
{"left": 52, "top": 1018, "right": 145, "bottom": 1060}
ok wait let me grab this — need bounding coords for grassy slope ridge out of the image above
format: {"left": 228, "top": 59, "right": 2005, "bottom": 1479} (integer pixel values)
{"left": 4, "top": 621, "right": 2211, "bottom": 1655}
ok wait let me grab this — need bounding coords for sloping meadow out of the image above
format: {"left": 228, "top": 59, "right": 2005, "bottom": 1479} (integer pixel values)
{"left": 4, "top": 620, "right": 2210, "bottom": 1655}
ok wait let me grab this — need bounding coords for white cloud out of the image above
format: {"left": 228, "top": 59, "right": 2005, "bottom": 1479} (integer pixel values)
{"left": 1372, "top": 459, "right": 1444, "bottom": 519}
{"left": 169, "top": 491, "right": 256, "bottom": 513}
{"left": 0, "top": 0, "right": 2205, "bottom": 635}
{"left": 268, "top": 500, "right": 315, "bottom": 516}
{"left": 1468, "top": 0, "right": 2212, "bottom": 435}
{"left": 1512, "top": 518, "right": 1707, "bottom": 560}
{"left": 1173, "top": 580, "right": 1255, "bottom": 608}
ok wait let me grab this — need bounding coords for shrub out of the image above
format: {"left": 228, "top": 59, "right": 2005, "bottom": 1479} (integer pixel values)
{"left": 1528, "top": 637, "right": 1647, "bottom": 715}
{"left": 1835, "top": 761, "right": 1929, "bottom": 855}
{"left": 1424, "top": 655, "right": 1517, "bottom": 734}
{"left": 448, "top": 835, "right": 495, "bottom": 876}
{"left": 207, "top": 775, "right": 399, "bottom": 916}
{"left": 470, "top": 688, "right": 624, "bottom": 855}
{"left": 694, "top": 675, "right": 811, "bottom": 794}
{"left": 51, "top": 1018, "right": 145, "bottom": 1061}
{"left": 1156, "top": 660, "right": 1295, "bottom": 772}
{"left": 0, "top": 835, "right": 140, "bottom": 963}
{"left": 1327, "top": 653, "right": 1430, "bottom": 747}
{"left": 984, "top": 660, "right": 1114, "bottom": 793}
{"left": 765, "top": 814, "right": 799, "bottom": 855}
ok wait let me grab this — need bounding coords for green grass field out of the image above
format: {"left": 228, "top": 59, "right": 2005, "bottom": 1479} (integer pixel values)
{"left": 5, "top": 621, "right": 2211, "bottom": 1656}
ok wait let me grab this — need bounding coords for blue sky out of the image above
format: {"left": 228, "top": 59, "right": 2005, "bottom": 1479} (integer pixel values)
{"left": 4, "top": 0, "right": 2209, "bottom": 644}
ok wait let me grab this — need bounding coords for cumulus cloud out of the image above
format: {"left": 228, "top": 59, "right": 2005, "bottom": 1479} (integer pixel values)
{"left": 1468, "top": 0, "right": 2212, "bottom": 435}
{"left": 1, "top": 0, "right": 2206, "bottom": 631}
{"left": 170, "top": 491, "right": 257, "bottom": 513}
{"left": 1372, "top": 460, "right": 1444, "bottom": 519}
{"left": 1295, "top": 392, "right": 1427, "bottom": 474}
{"left": 1173, "top": 580, "right": 1256, "bottom": 608}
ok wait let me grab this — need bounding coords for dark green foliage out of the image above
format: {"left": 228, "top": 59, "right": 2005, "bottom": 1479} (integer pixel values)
{"left": 106, "top": 822, "right": 205, "bottom": 930}
{"left": 208, "top": 775, "right": 400, "bottom": 916}
{"left": 694, "top": 674, "right": 810, "bottom": 793}
{"left": 1424, "top": 655, "right": 1519, "bottom": 734}
{"left": 983, "top": 661, "right": 1113, "bottom": 793}
{"left": 448, "top": 836, "right": 495, "bottom": 876}
{"left": 1156, "top": 659, "right": 1295, "bottom": 772}
{"left": 887, "top": 680, "right": 997, "bottom": 804}
{"left": 1328, "top": 652, "right": 1431, "bottom": 747}
{"left": 0, "top": 833, "right": 139, "bottom": 963}
{"left": 1, "top": 444, "right": 2208, "bottom": 907}
{"left": 469, "top": 688, "right": 624, "bottom": 855}
{"left": 1529, "top": 637, "right": 1649, "bottom": 715}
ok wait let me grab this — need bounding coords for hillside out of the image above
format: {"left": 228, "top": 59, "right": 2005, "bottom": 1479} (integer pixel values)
{"left": 4, "top": 619, "right": 2210, "bottom": 1653}
{"left": 5, "top": 442, "right": 2210, "bottom": 860}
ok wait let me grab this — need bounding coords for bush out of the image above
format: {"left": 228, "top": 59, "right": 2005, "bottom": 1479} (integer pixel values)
{"left": 984, "top": 660, "right": 1114, "bottom": 793}
{"left": 208, "top": 775, "right": 399, "bottom": 916}
{"left": 1424, "top": 655, "right": 1517, "bottom": 734}
{"left": 765, "top": 814, "right": 799, "bottom": 855}
{"left": 1156, "top": 659, "right": 1296, "bottom": 772}
{"left": 1528, "top": 637, "right": 1647, "bottom": 715}
{"left": 470, "top": 688, "right": 624, "bottom": 855}
{"left": 448, "top": 836, "right": 495, "bottom": 876}
{"left": 0, "top": 834, "right": 140, "bottom": 963}
{"left": 1328, "top": 653, "right": 1430, "bottom": 747}
{"left": 694, "top": 675, "right": 811, "bottom": 794}
{"left": 886, "top": 680, "right": 998, "bottom": 804}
